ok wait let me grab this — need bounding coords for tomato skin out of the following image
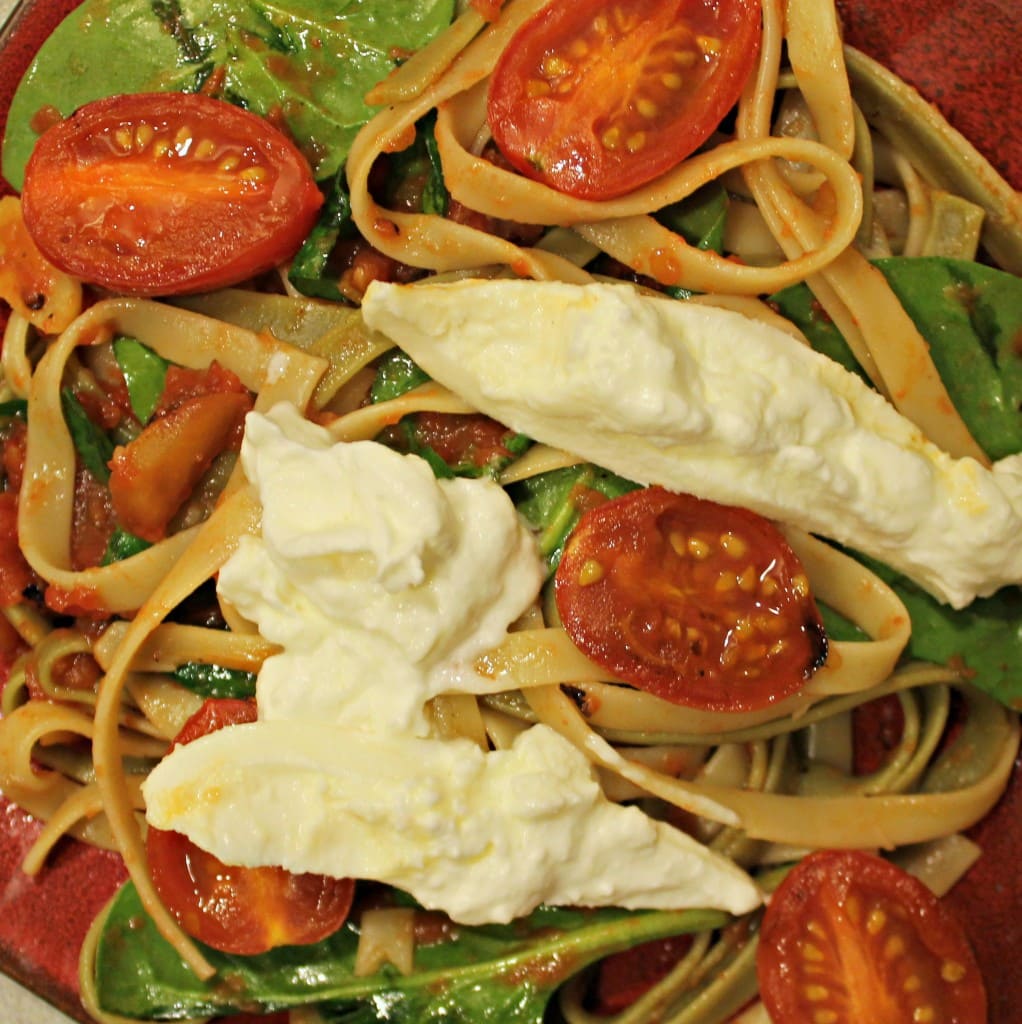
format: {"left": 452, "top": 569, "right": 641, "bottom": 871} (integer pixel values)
{"left": 22, "top": 93, "right": 322, "bottom": 296}
{"left": 555, "top": 487, "right": 826, "bottom": 711}
{"left": 758, "top": 850, "right": 987, "bottom": 1024}
{"left": 487, "top": 0, "right": 761, "bottom": 200}
{"left": 147, "top": 698, "right": 355, "bottom": 955}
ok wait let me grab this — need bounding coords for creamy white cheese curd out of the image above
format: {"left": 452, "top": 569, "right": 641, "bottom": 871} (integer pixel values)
{"left": 143, "top": 402, "right": 762, "bottom": 924}
{"left": 218, "top": 404, "right": 545, "bottom": 733}
{"left": 362, "top": 278, "right": 1022, "bottom": 609}
{"left": 143, "top": 720, "right": 760, "bottom": 924}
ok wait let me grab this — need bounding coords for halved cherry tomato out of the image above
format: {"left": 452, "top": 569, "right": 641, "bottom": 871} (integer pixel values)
{"left": 21, "top": 93, "right": 322, "bottom": 295}
{"left": 147, "top": 698, "right": 354, "bottom": 955}
{"left": 554, "top": 487, "right": 826, "bottom": 711}
{"left": 487, "top": 0, "right": 761, "bottom": 200}
{"left": 758, "top": 849, "right": 987, "bottom": 1024}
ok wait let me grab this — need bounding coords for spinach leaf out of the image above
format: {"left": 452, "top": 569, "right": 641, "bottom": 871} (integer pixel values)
{"left": 288, "top": 166, "right": 357, "bottom": 303}
{"left": 0, "top": 398, "right": 27, "bottom": 420}
{"left": 381, "top": 113, "right": 449, "bottom": 218}
{"left": 113, "top": 337, "right": 169, "bottom": 424}
{"left": 3, "top": 0, "right": 456, "bottom": 190}
{"left": 874, "top": 258, "right": 1022, "bottom": 461}
{"left": 657, "top": 182, "right": 729, "bottom": 256}
{"left": 172, "top": 661, "right": 257, "bottom": 699}
{"left": 101, "top": 527, "right": 152, "bottom": 566}
{"left": 421, "top": 114, "right": 449, "bottom": 218}
{"left": 94, "top": 881, "right": 728, "bottom": 1021}
{"left": 769, "top": 279, "right": 868, "bottom": 382}
{"left": 772, "top": 257, "right": 1022, "bottom": 459}
{"left": 61, "top": 389, "right": 114, "bottom": 483}
{"left": 855, "top": 554, "right": 1022, "bottom": 709}
{"left": 512, "top": 465, "right": 639, "bottom": 575}
{"left": 658, "top": 183, "right": 729, "bottom": 300}
{"left": 370, "top": 350, "right": 431, "bottom": 404}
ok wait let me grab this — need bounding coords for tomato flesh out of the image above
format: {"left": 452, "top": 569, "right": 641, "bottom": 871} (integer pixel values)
{"left": 487, "top": 0, "right": 761, "bottom": 199}
{"left": 554, "top": 487, "right": 826, "bottom": 711}
{"left": 147, "top": 699, "right": 354, "bottom": 955}
{"left": 22, "top": 93, "right": 322, "bottom": 295}
{"left": 758, "top": 849, "right": 988, "bottom": 1024}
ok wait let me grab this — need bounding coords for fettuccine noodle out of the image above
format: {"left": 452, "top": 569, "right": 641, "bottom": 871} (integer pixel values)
{"left": 0, "top": 0, "right": 1019, "bottom": 1021}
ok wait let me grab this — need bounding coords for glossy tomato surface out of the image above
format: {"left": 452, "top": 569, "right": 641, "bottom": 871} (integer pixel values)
{"left": 555, "top": 487, "right": 827, "bottom": 710}
{"left": 21, "top": 92, "right": 322, "bottom": 295}
{"left": 487, "top": 0, "right": 760, "bottom": 199}
{"left": 146, "top": 699, "right": 354, "bottom": 956}
{"left": 758, "top": 849, "right": 988, "bottom": 1024}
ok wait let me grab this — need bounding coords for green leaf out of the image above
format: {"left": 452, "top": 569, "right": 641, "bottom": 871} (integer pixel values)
{"left": 288, "top": 166, "right": 357, "bottom": 303}
{"left": 874, "top": 257, "right": 1022, "bottom": 461}
{"left": 769, "top": 279, "right": 869, "bottom": 382}
{"left": 772, "top": 257, "right": 1022, "bottom": 460}
{"left": 3, "top": 0, "right": 456, "bottom": 190}
{"left": 0, "top": 398, "right": 28, "bottom": 420}
{"left": 657, "top": 183, "right": 729, "bottom": 300}
{"left": 60, "top": 389, "right": 114, "bottom": 483}
{"left": 656, "top": 182, "right": 729, "bottom": 256}
{"left": 113, "top": 336, "right": 170, "bottom": 425}
{"left": 511, "top": 465, "right": 639, "bottom": 574}
{"left": 94, "top": 881, "right": 729, "bottom": 1021}
{"left": 100, "top": 527, "right": 152, "bottom": 566}
{"left": 855, "top": 554, "right": 1022, "bottom": 710}
{"left": 172, "top": 661, "right": 257, "bottom": 699}
{"left": 370, "top": 350, "right": 431, "bottom": 404}
{"left": 421, "top": 114, "right": 449, "bottom": 218}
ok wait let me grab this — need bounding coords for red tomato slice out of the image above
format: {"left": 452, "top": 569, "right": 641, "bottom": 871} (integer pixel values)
{"left": 554, "top": 487, "right": 826, "bottom": 711}
{"left": 487, "top": 0, "right": 761, "bottom": 200}
{"left": 147, "top": 698, "right": 354, "bottom": 955}
{"left": 21, "top": 93, "right": 322, "bottom": 296}
{"left": 758, "top": 849, "right": 988, "bottom": 1024}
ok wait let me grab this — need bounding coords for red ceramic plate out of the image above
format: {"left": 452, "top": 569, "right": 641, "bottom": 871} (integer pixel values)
{"left": 0, "top": 1, "right": 1019, "bottom": 1022}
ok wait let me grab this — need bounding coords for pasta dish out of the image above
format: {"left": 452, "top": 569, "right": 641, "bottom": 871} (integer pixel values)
{"left": 0, "top": 0, "right": 1019, "bottom": 1021}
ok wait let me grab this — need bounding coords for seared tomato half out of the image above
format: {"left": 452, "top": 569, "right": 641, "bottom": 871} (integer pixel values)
{"left": 22, "top": 92, "right": 322, "bottom": 295}
{"left": 758, "top": 849, "right": 987, "bottom": 1024}
{"left": 487, "top": 0, "right": 761, "bottom": 199}
{"left": 554, "top": 486, "right": 826, "bottom": 711}
{"left": 146, "top": 698, "right": 354, "bottom": 955}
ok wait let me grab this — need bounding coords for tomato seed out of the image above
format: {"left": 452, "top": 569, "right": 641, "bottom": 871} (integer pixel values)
{"left": 941, "top": 960, "right": 967, "bottom": 983}
{"left": 714, "top": 571, "right": 737, "bottom": 592}
{"left": 697, "top": 34, "right": 722, "bottom": 55}
{"left": 625, "top": 131, "right": 646, "bottom": 152}
{"left": 720, "top": 531, "right": 748, "bottom": 557}
{"left": 687, "top": 536, "right": 710, "bottom": 559}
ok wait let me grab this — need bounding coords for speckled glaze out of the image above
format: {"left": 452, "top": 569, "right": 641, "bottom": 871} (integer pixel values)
{"left": 0, "top": 0, "right": 1019, "bottom": 1021}
{"left": 836, "top": 0, "right": 1022, "bottom": 190}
